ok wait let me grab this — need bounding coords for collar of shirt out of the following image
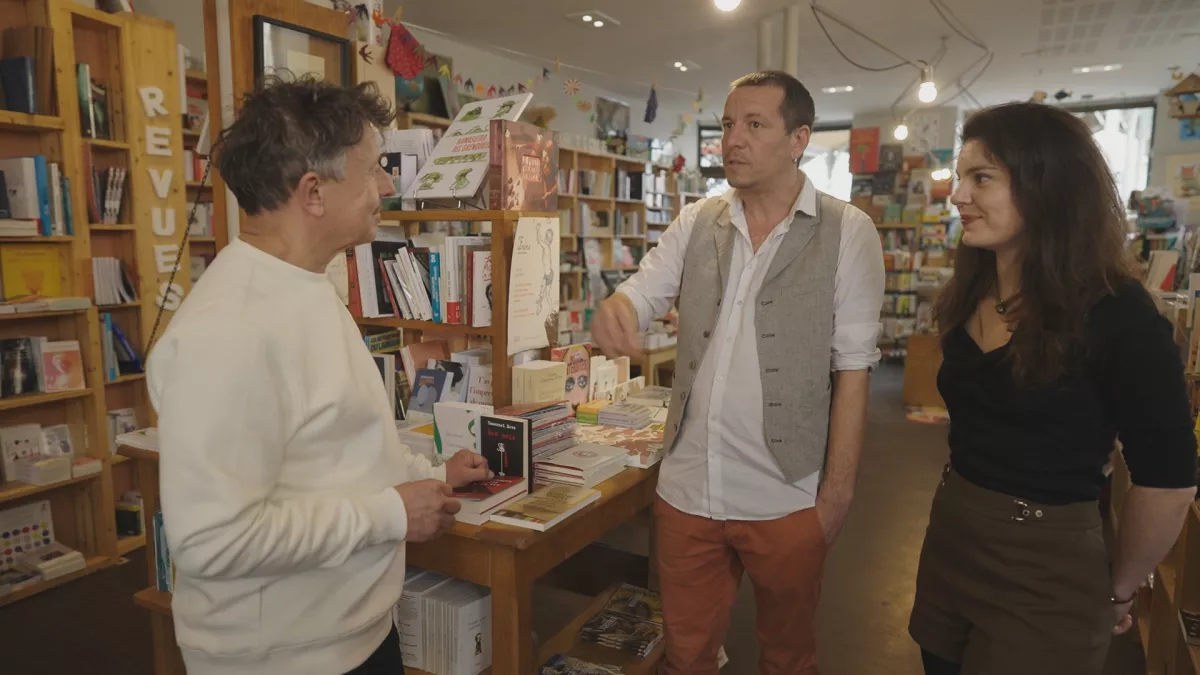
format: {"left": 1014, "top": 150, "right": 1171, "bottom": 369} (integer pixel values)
{"left": 720, "top": 173, "right": 816, "bottom": 242}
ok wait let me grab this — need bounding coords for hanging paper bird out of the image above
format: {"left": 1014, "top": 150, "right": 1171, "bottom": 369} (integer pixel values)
{"left": 385, "top": 21, "right": 425, "bottom": 79}
{"left": 644, "top": 85, "right": 658, "bottom": 124}
{"left": 543, "top": 68, "right": 552, "bottom": 80}
{"left": 464, "top": 78, "right": 474, "bottom": 90}
{"left": 438, "top": 64, "right": 451, "bottom": 77}
{"left": 563, "top": 78, "right": 581, "bottom": 95}
{"left": 487, "top": 85, "right": 497, "bottom": 97}
{"left": 359, "top": 44, "right": 374, "bottom": 64}
{"left": 476, "top": 83, "right": 485, "bottom": 95}
{"left": 454, "top": 74, "right": 463, "bottom": 85}
{"left": 519, "top": 83, "right": 527, "bottom": 93}
{"left": 577, "top": 100, "right": 592, "bottom": 112}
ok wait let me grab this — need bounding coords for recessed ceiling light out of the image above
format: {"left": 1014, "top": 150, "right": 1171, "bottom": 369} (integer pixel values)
{"left": 1073, "top": 63, "right": 1122, "bottom": 74}
{"left": 715, "top": 0, "right": 742, "bottom": 10}
{"left": 680, "top": 66, "right": 688, "bottom": 72}
{"left": 821, "top": 85, "right": 854, "bottom": 93}
{"left": 565, "top": 10, "right": 620, "bottom": 27}
{"left": 674, "top": 61, "right": 683, "bottom": 68}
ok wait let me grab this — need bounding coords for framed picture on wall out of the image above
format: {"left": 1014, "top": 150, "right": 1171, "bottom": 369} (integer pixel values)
{"left": 252, "top": 15, "right": 350, "bottom": 88}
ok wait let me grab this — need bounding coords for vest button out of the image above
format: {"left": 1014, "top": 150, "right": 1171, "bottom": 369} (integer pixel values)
{"left": 703, "top": 330, "right": 710, "bottom": 338}
{"left": 689, "top": 360, "right": 698, "bottom": 370}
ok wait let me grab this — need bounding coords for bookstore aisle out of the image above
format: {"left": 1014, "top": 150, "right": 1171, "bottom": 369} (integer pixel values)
{"left": 0, "top": 365, "right": 1147, "bottom": 675}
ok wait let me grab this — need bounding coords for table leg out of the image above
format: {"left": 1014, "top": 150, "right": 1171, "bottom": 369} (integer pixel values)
{"left": 646, "top": 506, "right": 659, "bottom": 593}
{"left": 490, "top": 547, "right": 534, "bottom": 674}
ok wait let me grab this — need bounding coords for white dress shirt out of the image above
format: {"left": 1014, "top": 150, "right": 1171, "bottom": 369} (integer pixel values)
{"left": 616, "top": 177, "right": 885, "bottom": 520}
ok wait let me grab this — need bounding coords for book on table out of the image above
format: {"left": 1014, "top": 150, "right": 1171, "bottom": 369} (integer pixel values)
{"left": 534, "top": 443, "right": 627, "bottom": 488}
{"left": 487, "top": 483, "right": 600, "bottom": 532}
{"left": 453, "top": 414, "right": 531, "bottom": 524}
{"left": 578, "top": 583, "right": 665, "bottom": 657}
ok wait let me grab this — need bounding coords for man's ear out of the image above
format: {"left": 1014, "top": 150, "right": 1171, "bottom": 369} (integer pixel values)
{"left": 297, "top": 171, "right": 324, "bottom": 217}
{"left": 792, "top": 126, "right": 812, "bottom": 162}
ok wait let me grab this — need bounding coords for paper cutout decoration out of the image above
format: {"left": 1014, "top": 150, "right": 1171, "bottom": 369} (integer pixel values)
{"left": 644, "top": 85, "right": 658, "bottom": 123}
{"left": 438, "top": 64, "right": 451, "bottom": 77}
{"left": 577, "top": 100, "right": 591, "bottom": 112}
{"left": 563, "top": 78, "right": 581, "bottom": 95}
{"left": 454, "top": 74, "right": 463, "bottom": 85}
{"left": 385, "top": 21, "right": 424, "bottom": 78}
{"left": 487, "top": 85, "right": 497, "bottom": 97}
{"left": 519, "top": 83, "right": 527, "bottom": 93}
{"left": 543, "top": 68, "right": 552, "bottom": 79}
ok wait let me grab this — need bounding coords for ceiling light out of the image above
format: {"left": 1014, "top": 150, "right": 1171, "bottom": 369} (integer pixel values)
{"left": 715, "top": 0, "right": 742, "bottom": 10}
{"left": 894, "top": 123, "right": 909, "bottom": 140}
{"left": 918, "top": 81, "right": 937, "bottom": 103}
{"left": 1073, "top": 63, "right": 1122, "bottom": 74}
{"left": 582, "top": 14, "right": 592, "bottom": 21}
{"left": 674, "top": 61, "right": 683, "bottom": 68}
{"left": 565, "top": 10, "right": 620, "bottom": 27}
{"left": 680, "top": 66, "right": 688, "bottom": 72}
{"left": 593, "top": 20, "right": 604, "bottom": 27}
{"left": 821, "top": 85, "right": 854, "bottom": 94}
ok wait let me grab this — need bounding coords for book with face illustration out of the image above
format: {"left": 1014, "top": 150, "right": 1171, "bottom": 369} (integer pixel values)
{"left": 476, "top": 414, "right": 531, "bottom": 491}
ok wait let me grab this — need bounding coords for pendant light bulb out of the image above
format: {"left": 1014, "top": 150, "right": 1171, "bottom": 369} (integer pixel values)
{"left": 918, "top": 81, "right": 938, "bottom": 103}
{"left": 715, "top": 0, "right": 742, "bottom": 11}
{"left": 894, "top": 123, "right": 909, "bottom": 141}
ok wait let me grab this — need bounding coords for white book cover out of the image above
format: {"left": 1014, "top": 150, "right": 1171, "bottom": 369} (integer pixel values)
{"left": 0, "top": 423, "right": 44, "bottom": 481}
{"left": 507, "top": 217, "right": 560, "bottom": 355}
{"left": 471, "top": 249, "right": 493, "bottom": 328}
{"left": 395, "top": 569, "right": 452, "bottom": 671}
{"left": 0, "top": 158, "right": 39, "bottom": 221}
{"left": 537, "top": 443, "right": 627, "bottom": 475}
{"left": 465, "top": 365, "right": 493, "bottom": 406}
{"left": 433, "top": 401, "right": 493, "bottom": 458}
{"left": 404, "top": 93, "right": 532, "bottom": 204}
{"left": 451, "top": 585, "right": 492, "bottom": 675}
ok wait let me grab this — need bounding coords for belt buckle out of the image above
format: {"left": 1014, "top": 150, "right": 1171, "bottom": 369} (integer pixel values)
{"left": 1010, "top": 499, "right": 1045, "bottom": 522}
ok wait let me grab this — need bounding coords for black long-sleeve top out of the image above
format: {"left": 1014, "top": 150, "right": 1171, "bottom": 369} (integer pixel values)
{"left": 939, "top": 280, "right": 1198, "bottom": 505}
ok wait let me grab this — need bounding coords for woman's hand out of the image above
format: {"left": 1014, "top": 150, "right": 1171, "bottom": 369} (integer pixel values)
{"left": 1111, "top": 596, "right": 1135, "bottom": 635}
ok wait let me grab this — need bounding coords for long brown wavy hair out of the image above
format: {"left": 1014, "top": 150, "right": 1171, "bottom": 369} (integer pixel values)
{"left": 934, "top": 102, "right": 1138, "bottom": 386}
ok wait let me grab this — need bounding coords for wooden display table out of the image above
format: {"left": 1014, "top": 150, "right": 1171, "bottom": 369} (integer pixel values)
{"left": 631, "top": 345, "right": 677, "bottom": 387}
{"left": 902, "top": 333, "right": 945, "bottom": 408}
{"left": 122, "top": 444, "right": 663, "bottom": 675}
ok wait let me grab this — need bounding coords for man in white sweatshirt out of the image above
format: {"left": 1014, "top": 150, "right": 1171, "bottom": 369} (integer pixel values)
{"left": 146, "top": 75, "right": 491, "bottom": 675}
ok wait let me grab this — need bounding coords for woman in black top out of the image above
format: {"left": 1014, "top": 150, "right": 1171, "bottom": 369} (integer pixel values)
{"left": 907, "top": 102, "right": 1198, "bottom": 675}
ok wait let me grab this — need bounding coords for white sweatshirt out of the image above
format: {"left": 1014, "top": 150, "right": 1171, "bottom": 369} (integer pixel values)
{"left": 147, "top": 237, "right": 445, "bottom": 675}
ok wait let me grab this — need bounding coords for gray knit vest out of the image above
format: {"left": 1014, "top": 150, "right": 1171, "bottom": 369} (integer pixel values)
{"left": 661, "top": 192, "right": 845, "bottom": 483}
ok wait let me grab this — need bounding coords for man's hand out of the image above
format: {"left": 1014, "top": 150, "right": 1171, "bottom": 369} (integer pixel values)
{"left": 814, "top": 494, "right": 852, "bottom": 546}
{"left": 444, "top": 449, "right": 493, "bottom": 488}
{"left": 395, "top": 479, "right": 460, "bottom": 542}
{"left": 592, "top": 293, "right": 643, "bottom": 358}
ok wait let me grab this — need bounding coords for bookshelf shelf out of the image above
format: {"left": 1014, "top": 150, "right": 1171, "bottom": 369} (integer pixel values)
{"left": 186, "top": 182, "right": 210, "bottom": 189}
{"left": 0, "top": 111, "right": 65, "bottom": 131}
{"left": 91, "top": 224, "right": 136, "bottom": 231}
{"left": 0, "top": 556, "right": 110, "bottom": 609}
{"left": 0, "top": 235, "right": 73, "bottom": 243}
{"left": 109, "top": 454, "right": 130, "bottom": 465}
{"left": 184, "top": 69, "right": 207, "bottom": 83}
{"left": 381, "top": 209, "right": 555, "bottom": 223}
{"left": 189, "top": 236, "right": 216, "bottom": 243}
{"left": 116, "top": 533, "right": 145, "bottom": 556}
{"left": 106, "top": 373, "right": 146, "bottom": 385}
{"left": 87, "top": 138, "right": 131, "bottom": 151}
{"left": 0, "top": 387, "right": 92, "bottom": 412}
{"left": 96, "top": 301, "right": 140, "bottom": 310}
{"left": 0, "top": 472, "right": 101, "bottom": 504}
{"left": 355, "top": 316, "right": 496, "bottom": 336}
{"left": 134, "top": 586, "right": 172, "bottom": 616}
{"left": 0, "top": 308, "right": 89, "bottom": 321}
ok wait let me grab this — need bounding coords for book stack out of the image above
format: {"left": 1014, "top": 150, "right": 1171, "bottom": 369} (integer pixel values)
{"left": 496, "top": 401, "right": 576, "bottom": 461}
{"left": 575, "top": 399, "right": 610, "bottom": 426}
{"left": 534, "top": 443, "right": 627, "bottom": 488}
{"left": 597, "top": 403, "right": 653, "bottom": 430}
{"left": 626, "top": 385, "right": 672, "bottom": 409}
{"left": 579, "top": 583, "right": 665, "bottom": 658}
{"left": 16, "top": 541, "right": 83, "bottom": 580}
{"left": 489, "top": 483, "right": 600, "bottom": 531}
{"left": 575, "top": 424, "right": 666, "bottom": 469}
{"left": 536, "top": 654, "right": 625, "bottom": 674}
{"left": 421, "top": 576, "right": 493, "bottom": 675}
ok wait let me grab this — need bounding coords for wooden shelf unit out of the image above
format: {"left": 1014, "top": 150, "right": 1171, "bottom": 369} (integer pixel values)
{"left": 1111, "top": 448, "right": 1200, "bottom": 675}
{"left": 0, "top": 1, "right": 196, "bottom": 607}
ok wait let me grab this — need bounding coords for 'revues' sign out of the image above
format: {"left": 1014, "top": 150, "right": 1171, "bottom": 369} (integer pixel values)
{"left": 136, "top": 84, "right": 187, "bottom": 314}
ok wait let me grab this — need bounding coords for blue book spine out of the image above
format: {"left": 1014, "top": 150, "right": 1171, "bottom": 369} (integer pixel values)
{"left": 429, "top": 252, "right": 442, "bottom": 323}
{"left": 32, "top": 155, "right": 50, "bottom": 236}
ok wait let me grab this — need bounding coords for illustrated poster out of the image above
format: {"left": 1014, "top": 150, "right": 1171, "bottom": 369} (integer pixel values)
{"left": 507, "top": 216, "right": 560, "bottom": 355}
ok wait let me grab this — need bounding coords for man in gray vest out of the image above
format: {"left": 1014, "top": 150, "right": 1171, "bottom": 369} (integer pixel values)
{"left": 592, "top": 71, "right": 885, "bottom": 674}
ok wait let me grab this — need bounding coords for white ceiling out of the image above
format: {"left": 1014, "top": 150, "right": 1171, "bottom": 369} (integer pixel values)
{"left": 395, "top": 0, "right": 1200, "bottom": 124}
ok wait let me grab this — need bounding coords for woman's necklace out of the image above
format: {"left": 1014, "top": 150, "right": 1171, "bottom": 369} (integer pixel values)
{"left": 993, "top": 283, "right": 1016, "bottom": 316}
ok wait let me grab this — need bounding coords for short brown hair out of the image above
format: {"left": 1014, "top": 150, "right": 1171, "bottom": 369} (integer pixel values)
{"left": 730, "top": 71, "right": 815, "bottom": 132}
{"left": 213, "top": 73, "right": 395, "bottom": 215}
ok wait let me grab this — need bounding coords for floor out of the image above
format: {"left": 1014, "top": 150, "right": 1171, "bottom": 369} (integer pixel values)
{"left": 0, "top": 364, "right": 1145, "bottom": 674}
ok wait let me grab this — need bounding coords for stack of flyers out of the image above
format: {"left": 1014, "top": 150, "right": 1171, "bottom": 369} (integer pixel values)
{"left": 578, "top": 584, "right": 664, "bottom": 657}
{"left": 537, "top": 654, "right": 625, "bottom": 674}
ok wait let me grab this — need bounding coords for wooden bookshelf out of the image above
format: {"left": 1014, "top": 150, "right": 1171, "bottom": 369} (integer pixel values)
{"left": 0, "top": 0, "right": 197, "bottom": 607}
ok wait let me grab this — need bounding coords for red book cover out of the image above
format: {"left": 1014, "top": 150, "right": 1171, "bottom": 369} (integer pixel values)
{"left": 486, "top": 119, "right": 559, "bottom": 211}
{"left": 849, "top": 127, "right": 881, "bottom": 174}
